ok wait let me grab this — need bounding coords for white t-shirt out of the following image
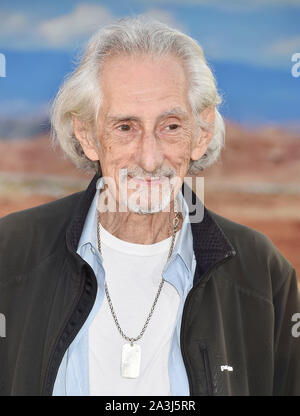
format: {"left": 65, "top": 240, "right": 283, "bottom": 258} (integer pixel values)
{"left": 88, "top": 223, "right": 181, "bottom": 396}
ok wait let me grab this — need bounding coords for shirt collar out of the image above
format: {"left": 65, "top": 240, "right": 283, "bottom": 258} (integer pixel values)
{"left": 76, "top": 185, "right": 100, "bottom": 254}
{"left": 66, "top": 173, "right": 236, "bottom": 287}
{"left": 77, "top": 176, "right": 194, "bottom": 274}
{"left": 172, "top": 189, "right": 194, "bottom": 274}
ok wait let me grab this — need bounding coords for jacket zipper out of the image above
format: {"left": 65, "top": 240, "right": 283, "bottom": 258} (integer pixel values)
{"left": 42, "top": 257, "right": 97, "bottom": 395}
{"left": 200, "top": 344, "right": 213, "bottom": 395}
{"left": 180, "top": 251, "right": 235, "bottom": 396}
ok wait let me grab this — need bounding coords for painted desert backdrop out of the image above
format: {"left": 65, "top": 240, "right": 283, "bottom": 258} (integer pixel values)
{"left": 0, "top": 121, "right": 299, "bottom": 281}
{"left": 0, "top": 1, "right": 299, "bottom": 283}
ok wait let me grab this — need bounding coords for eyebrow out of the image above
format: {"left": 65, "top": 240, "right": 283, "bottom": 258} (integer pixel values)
{"left": 106, "top": 107, "right": 189, "bottom": 124}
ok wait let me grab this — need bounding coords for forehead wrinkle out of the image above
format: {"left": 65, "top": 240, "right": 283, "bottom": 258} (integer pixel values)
{"left": 106, "top": 107, "right": 189, "bottom": 124}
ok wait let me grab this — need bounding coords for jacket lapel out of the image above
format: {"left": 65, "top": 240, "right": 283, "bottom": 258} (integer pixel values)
{"left": 182, "top": 182, "right": 236, "bottom": 285}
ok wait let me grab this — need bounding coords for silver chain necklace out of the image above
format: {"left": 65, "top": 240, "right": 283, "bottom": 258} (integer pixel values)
{"left": 96, "top": 207, "right": 180, "bottom": 379}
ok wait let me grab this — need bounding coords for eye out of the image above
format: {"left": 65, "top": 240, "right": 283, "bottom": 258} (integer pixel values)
{"left": 117, "top": 124, "right": 131, "bottom": 132}
{"left": 166, "top": 124, "right": 180, "bottom": 131}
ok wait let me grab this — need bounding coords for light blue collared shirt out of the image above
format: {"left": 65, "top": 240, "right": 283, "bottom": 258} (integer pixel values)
{"left": 53, "top": 181, "right": 196, "bottom": 396}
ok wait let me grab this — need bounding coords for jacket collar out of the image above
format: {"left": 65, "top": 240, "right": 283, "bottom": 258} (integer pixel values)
{"left": 182, "top": 182, "right": 236, "bottom": 284}
{"left": 77, "top": 176, "right": 195, "bottom": 276}
{"left": 66, "top": 173, "right": 236, "bottom": 286}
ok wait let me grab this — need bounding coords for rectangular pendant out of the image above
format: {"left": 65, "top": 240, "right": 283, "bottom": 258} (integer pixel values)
{"left": 121, "top": 343, "right": 141, "bottom": 378}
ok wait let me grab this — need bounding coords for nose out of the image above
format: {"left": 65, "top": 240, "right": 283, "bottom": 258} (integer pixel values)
{"left": 136, "top": 131, "right": 164, "bottom": 174}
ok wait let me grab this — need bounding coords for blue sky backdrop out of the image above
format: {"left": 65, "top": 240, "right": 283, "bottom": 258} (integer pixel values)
{"left": 0, "top": 0, "right": 299, "bottom": 129}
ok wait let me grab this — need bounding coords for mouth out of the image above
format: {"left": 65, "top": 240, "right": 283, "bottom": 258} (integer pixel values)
{"left": 129, "top": 176, "right": 167, "bottom": 186}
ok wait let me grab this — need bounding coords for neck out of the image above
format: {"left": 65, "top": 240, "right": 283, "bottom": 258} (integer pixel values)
{"left": 97, "top": 196, "right": 183, "bottom": 245}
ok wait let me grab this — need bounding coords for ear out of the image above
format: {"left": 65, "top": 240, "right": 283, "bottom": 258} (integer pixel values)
{"left": 190, "top": 106, "right": 215, "bottom": 161}
{"left": 72, "top": 114, "right": 99, "bottom": 161}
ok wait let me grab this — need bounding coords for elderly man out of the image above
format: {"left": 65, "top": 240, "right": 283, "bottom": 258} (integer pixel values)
{"left": 0, "top": 16, "right": 299, "bottom": 396}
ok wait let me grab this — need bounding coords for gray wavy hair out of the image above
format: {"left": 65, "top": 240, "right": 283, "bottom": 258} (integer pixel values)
{"left": 51, "top": 15, "right": 225, "bottom": 175}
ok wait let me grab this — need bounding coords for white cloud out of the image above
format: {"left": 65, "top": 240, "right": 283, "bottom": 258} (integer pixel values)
{"left": 0, "top": 4, "right": 184, "bottom": 49}
{"left": 1, "top": 11, "right": 31, "bottom": 36}
{"left": 0, "top": 4, "right": 115, "bottom": 49}
{"left": 38, "top": 4, "right": 115, "bottom": 47}
{"left": 38, "top": 5, "right": 185, "bottom": 48}
{"left": 267, "top": 36, "right": 300, "bottom": 56}
{"left": 144, "top": 8, "right": 187, "bottom": 31}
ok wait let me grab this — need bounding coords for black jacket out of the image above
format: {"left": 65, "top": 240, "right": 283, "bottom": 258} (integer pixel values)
{"left": 0, "top": 173, "right": 299, "bottom": 396}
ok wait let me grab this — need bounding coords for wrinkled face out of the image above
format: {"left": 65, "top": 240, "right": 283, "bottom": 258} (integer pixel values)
{"left": 94, "top": 53, "right": 200, "bottom": 214}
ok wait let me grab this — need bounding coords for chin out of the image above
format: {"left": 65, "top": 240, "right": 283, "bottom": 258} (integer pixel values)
{"left": 126, "top": 192, "right": 173, "bottom": 215}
